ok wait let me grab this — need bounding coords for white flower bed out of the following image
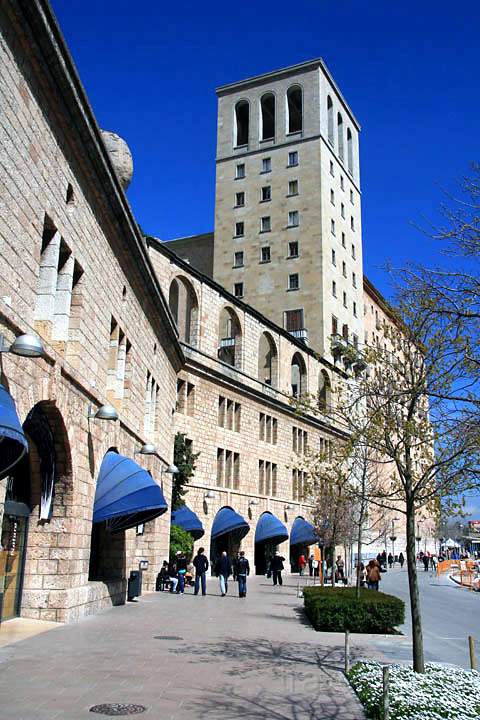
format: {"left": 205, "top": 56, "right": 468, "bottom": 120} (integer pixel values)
{"left": 348, "top": 660, "right": 480, "bottom": 719}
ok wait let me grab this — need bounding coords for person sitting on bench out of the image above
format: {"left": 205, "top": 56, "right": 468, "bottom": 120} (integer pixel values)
{"left": 156, "top": 561, "right": 174, "bottom": 591}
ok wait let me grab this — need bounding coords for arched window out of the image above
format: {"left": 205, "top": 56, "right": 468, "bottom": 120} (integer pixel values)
{"left": 218, "top": 306, "right": 242, "bottom": 368}
{"left": 347, "top": 128, "right": 353, "bottom": 174}
{"left": 258, "top": 332, "right": 278, "bottom": 387}
{"left": 291, "top": 352, "right": 307, "bottom": 397}
{"left": 168, "top": 276, "right": 199, "bottom": 346}
{"left": 234, "top": 100, "right": 249, "bottom": 147}
{"left": 318, "top": 370, "right": 332, "bottom": 413}
{"left": 287, "top": 86, "right": 303, "bottom": 134}
{"left": 327, "top": 96, "right": 334, "bottom": 145}
{"left": 337, "top": 113, "right": 344, "bottom": 162}
{"left": 260, "top": 93, "right": 275, "bottom": 141}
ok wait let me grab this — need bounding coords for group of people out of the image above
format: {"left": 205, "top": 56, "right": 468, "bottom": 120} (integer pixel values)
{"left": 156, "top": 548, "right": 255, "bottom": 598}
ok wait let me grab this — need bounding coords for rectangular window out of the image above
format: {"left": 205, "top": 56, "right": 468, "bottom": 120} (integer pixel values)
{"left": 225, "top": 450, "right": 233, "bottom": 488}
{"left": 235, "top": 163, "right": 245, "bottom": 179}
{"left": 260, "top": 216, "right": 271, "bottom": 232}
{"left": 288, "top": 273, "right": 299, "bottom": 291}
{"left": 350, "top": 189, "right": 354, "bottom": 204}
{"left": 176, "top": 378, "right": 186, "bottom": 414}
{"left": 353, "top": 301, "right": 357, "bottom": 317}
{"left": 288, "top": 179, "right": 298, "bottom": 196}
{"left": 340, "top": 175, "right": 344, "bottom": 191}
{"left": 233, "top": 453, "right": 240, "bottom": 489}
{"left": 272, "top": 418, "right": 278, "bottom": 444}
{"left": 342, "top": 261, "right": 347, "bottom": 277}
{"left": 261, "top": 185, "right": 271, "bottom": 202}
{"left": 284, "top": 308, "right": 304, "bottom": 332}
{"left": 332, "top": 315, "right": 338, "bottom": 335}
{"left": 259, "top": 413, "right": 265, "bottom": 441}
{"left": 234, "top": 402, "right": 241, "bottom": 432}
{"left": 186, "top": 383, "right": 195, "bottom": 416}
{"left": 288, "top": 210, "right": 299, "bottom": 227}
{"left": 234, "top": 282, "right": 244, "bottom": 298}
{"left": 235, "top": 191, "right": 245, "bottom": 207}
{"left": 265, "top": 416, "right": 272, "bottom": 444}
{"left": 226, "top": 399, "right": 234, "bottom": 430}
{"left": 341, "top": 232, "right": 346, "bottom": 248}
{"left": 331, "top": 248, "right": 336, "bottom": 265}
{"left": 330, "top": 189, "right": 335, "bottom": 205}
{"left": 218, "top": 396, "right": 226, "bottom": 427}
{"left": 352, "top": 272, "right": 356, "bottom": 288}
{"left": 261, "top": 157, "right": 271, "bottom": 173}
{"left": 341, "top": 202, "right": 345, "bottom": 219}
{"left": 217, "top": 449, "right": 224, "bottom": 486}
{"left": 352, "top": 333, "right": 359, "bottom": 348}
{"left": 342, "top": 323, "right": 349, "bottom": 340}
{"left": 233, "top": 251, "right": 244, "bottom": 268}
{"left": 331, "top": 219, "right": 336, "bottom": 236}
{"left": 288, "top": 151, "right": 298, "bottom": 167}
{"left": 351, "top": 216, "right": 355, "bottom": 231}
{"left": 288, "top": 240, "right": 299, "bottom": 258}
{"left": 352, "top": 244, "right": 356, "bottom": 259}
{"left": 271, "top": 464, "right": 277, "bottom": 497}
{"left": 260, "top": 246, "right": 271, "bottom": 263}
{"left": 332, "top": 280, "right": 337, "bottom": 297}
{"left": 292, "top": 427, "right": 298, "bottom": 453}
{"left": 259, "top": 460, "right": 265, "bottom": 495}
{"left": 343, "top": 291, "right": 347, "bottom": 308}
{"left": 329, "top": 160, "right": 334, "bottom": 176}
{"left": 234, "top": 221, "right": 244, "bottom": 237}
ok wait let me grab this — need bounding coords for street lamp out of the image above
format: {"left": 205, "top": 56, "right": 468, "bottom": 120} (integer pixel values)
{"left": 389, "top": 517, "right": 399, "bottom": 564}
{"left": 0, "top": 332, "right": 44, "bottom": 358}
{"left": 135, "top": 443, "right": 157, "bottom": 456}
{"left": 416, "top": 522, "right": 422, "bottom": 557}
{"left": 87, "top": 403, "right": 119, "bottom": 421}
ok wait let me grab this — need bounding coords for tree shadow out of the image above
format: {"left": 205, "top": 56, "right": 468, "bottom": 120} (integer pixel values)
{"left": 184, "top": 684, "right": 362, "bottom": 720}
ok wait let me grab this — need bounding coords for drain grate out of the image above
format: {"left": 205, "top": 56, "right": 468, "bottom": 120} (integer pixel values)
{"left": 153, "top": 635, "right": 183, "bottom": 640}
{"left": 90, "top": 704, "right": 146, "bottom": 716}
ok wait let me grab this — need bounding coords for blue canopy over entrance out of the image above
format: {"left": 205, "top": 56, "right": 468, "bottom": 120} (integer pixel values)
{"left": 255, "top": 511, "right": 288, "bottom": 545}
{"left": 93, "top": 450, "right": 168, "bottom": 533}
{"left": 290, "top": 516, "right": 318, "bottom": 547}
{"left": 211, "top": 506, "right": 249, "bottom": 541}
{"left": 0, "top": 384, "right": 28, "bottom": 481}
{"left": 171, "top": 505, "right": 204, "bottom": 540}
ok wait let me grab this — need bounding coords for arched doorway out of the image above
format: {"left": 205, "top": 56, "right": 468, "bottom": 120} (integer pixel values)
{"left": 289, "top": 516, "right": 318, "bottom": 573}
{"left": 209, "top": 506, "right": 249, "bottom": 570}
{"left": 0, "top": 401, "right": 72, "bottom": 621}
{"left": 254, "top": 511, "right": 288, "bottom": 575}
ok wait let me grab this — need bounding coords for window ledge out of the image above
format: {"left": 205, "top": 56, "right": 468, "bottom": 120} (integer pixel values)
{"left": 260, "top": 170, "right": 272, "bottom": 175}
{"left": 233, "top": 235, "right": 245, "bottom": 239}
{"left": 286, "top": 192, "right": 299, "bottom": 198}
{"left": 287, "top": 287, "right": 300, "bottom": 292}
{"left": 234, "top": 176, "right": 246, "bottom": 181}
{"left": 259, "top": 229, "right": 271, "bottom": 234}
{"left": 234, "top": 205, "right": 245, "bottom": 209}
{"left": 259, "top": 198, "right": 271, "bottom": 203}
{"left": 259, "top": 260, "right": 271, "bottom": 265}
{"left": 234, "top": 144, "right": 249, "bottom": 150}
{"left": 259, "top": 137, "right": 275, "bottom": 144}
{"left": 287, "top": 255, "right": 299, "bottom": 260}
{"left": 286, "top": 225, "right": 299, "bottom": 230}
{"left": 286, "top": 164, "right": 299, "bottom": 169}
{"left": 232, "top": 265, "right": 244, "bottom": 269}
{"left": 286, "top": 130, "right": 303, "bottom": 138}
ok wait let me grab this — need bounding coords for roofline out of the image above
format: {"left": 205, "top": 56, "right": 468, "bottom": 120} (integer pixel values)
{"left": 147, "top": 235, "right": 343, "bottom": 376}
{"left": 16, "top": 0, "right": 184, "bottom": 366}
{"left": 363, "top": 276, "right": 398, "bottom": 324}
{"left": 215, "top": 57, "right": 361, "bottom": 131}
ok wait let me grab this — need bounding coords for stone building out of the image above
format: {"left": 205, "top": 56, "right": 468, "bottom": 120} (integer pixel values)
{"left": 212, "top": 60, "right": 363, "bottom": 358}
{"left": 148, "top": 239, "right": 344, "bottom": 571}
{"left": 0, "top": 0, "right": 183, "bottom": 623}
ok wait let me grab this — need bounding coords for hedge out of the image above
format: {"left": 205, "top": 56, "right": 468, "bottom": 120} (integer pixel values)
{"left": 303, "top": 587, "right": 404, "bottom": 633}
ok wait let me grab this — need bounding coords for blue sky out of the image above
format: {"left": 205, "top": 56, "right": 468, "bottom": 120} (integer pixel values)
{"left": 51, "top": 2, "right": 480, "bottom": 516}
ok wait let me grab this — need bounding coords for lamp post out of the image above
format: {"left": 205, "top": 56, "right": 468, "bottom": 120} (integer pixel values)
{"left": 0, "top": 332, "right": 44, "bottom": 358}
{"left": 389, "top": 517, "right": 399, "bottom": 565}
{"left": 416, "top": 522, "right": 422, "bottom": 558}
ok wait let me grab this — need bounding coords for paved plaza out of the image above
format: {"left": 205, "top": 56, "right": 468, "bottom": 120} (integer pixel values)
{"left": 0, "top": 576, "right": 368, "bottom": 720}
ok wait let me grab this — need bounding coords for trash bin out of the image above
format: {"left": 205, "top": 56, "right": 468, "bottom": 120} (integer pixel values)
{"left": 127, "top": 570, "right": 142, "bottom": 601}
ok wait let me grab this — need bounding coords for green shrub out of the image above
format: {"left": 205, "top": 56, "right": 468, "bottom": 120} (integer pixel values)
{"left": 303, "top": 587, "right": 404, "bottom": 633}
{"left": 169, "top": 524, "right": 193, "bottom": 560}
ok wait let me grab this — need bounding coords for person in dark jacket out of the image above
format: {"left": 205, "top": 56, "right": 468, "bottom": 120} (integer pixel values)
{"left": 193, "top": 547, "right": 209, "bottom": 596}
{"left": 176, "top": 551, "right": 188, "bottom": 594}
{"left": 215, "top": 551, "right": 232, "bottom": 596}
{"left": 399, "top": 552, "right": 405, "bottom": 569}
{"left": 236, "top": 551, "right": 250, "bottom": 597}
{"left": 156, "top": 561, "right": 171, "bottom": 591}
{"left": 270, "top": 551, "right": 285, "bottom": 586}
{"left": 388, "top": 553, "right": 394, "bottom": 569}
{"left": 168, "top": 559, "right": 179, "bottom": 593}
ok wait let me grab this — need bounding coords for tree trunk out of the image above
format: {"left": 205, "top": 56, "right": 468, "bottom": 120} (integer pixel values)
{"left": 356, "top": 522, "right": 363, "bottom": 599}
{"left": 406, "top": 500, "right": 425, "bottom": 673}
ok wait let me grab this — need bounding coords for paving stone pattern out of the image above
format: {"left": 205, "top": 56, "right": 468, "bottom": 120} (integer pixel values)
{"left": 0, "top": 576, "right": 367, "bottom": 720}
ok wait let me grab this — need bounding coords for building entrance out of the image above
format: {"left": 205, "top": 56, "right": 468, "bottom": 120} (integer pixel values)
{"left": 254, "top": 540, "right": 277, "bottom": 575}
{"left": 0, "top": 507, "right": 28, "bottom": 621}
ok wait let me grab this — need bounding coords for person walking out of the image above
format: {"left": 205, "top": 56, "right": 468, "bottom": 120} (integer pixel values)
{"left": 388, "top": 553, "right": 394, "bottom": 570}
{"left": 193, "top": 547, "right": 209, "bottom": 596}
{"left": 398, "top": 552, "right": 405, "bottom": 569}
{"left": 215, "top": 551, "right": 232, "bottom": 596}
{"left": 308, "top": 554, "right": 314, "bottom": 577}
{"left": 422, "top": 553, "right": 430, "bottom": 572}
{"left": 236, "top": 551, "right": 250, "bottom": 597}
{"left": 298, "top": 553, "right": 307, "bottom": 576}
{"left": 335, "top": 555, "right": 345, "bottom": 583}
{"left": 270, "top": 551, "right": 285, "bottom": 586}
{"left": 176, "top": 551, "right": 188, "bottom": 593}
{"left": 366, "top": 559, "right": 381, "bottom": 590}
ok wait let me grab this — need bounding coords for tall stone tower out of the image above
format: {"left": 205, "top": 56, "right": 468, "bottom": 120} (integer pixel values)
{"left": 213, "top": 59, "right": 364, "bottom": 358}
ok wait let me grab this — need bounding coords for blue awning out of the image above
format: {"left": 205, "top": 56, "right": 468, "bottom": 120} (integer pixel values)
{"left": 211, "top": 506, "right": 249, "bottom": 541}
{"left": 0, "top": 385, "right": 28, "bottom": 481}
{"left": 255, "top": 511, "right": 289, "bottom": 545}
{"left": 93, "top": 450, "right": 168, "bottom": 532}
{"left": 291, "top": 516, "right": 318, "bottom": 547}
{"left": 172, "top": 505, "right": 204, "bottom": 540}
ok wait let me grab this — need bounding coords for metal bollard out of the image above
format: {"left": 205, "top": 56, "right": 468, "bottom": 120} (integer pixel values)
{"left": 469, "top": 636, "right": 477, "bottom": 671}
{"left": 344, "top": 630, "right": 350, "bottom": 674}
{"left": 382, "top": 666, "right": 390, "bottom": 720}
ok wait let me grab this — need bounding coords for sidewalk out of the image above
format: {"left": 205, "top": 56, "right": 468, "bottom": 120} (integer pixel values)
{"left": 0, "top": 575, "right": 368, "bottom": 720}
